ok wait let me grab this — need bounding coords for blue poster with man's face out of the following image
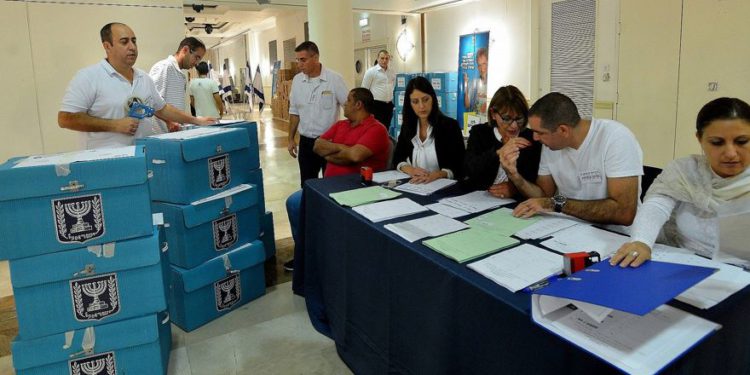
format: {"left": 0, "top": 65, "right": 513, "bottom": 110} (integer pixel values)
{"left": 457, "top": 32, "right": 490, "bottom": 135}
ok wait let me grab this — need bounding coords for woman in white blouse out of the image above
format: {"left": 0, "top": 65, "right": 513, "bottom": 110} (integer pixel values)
{"left": 611, "top": 97, "right": 750, "bottom": 267}
{"left": 392, "top": 76, "right": 465, "bottom": 184}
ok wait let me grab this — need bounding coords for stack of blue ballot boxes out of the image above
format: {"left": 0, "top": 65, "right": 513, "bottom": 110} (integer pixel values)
{"left": 0, "top": 146, "right": 171, "bottom": 374}
{"left": 428, "top": 72, "right": 459, "bottom": 119}
{"left": 140, "top": 122, "right": 269, "bottom": 332}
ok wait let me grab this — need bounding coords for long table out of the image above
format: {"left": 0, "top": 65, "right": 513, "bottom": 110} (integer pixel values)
{"left": 294, "top": 174, "right": 750, "bottom": 374}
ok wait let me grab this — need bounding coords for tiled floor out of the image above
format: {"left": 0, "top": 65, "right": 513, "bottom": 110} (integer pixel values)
{"left": 0, "top": 107, "right": 350, "bottom": 374}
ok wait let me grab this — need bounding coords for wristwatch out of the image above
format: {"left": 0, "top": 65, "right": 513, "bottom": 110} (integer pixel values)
{"left": 551, "top": 194, "right": 567, "bottom": 213}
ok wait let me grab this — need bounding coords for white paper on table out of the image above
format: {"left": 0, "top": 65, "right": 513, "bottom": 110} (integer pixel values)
{"left": 384, "top": 214, "right": 469, "bottom": 242}
{"left": 351, "top": 197, "right": 428, "bottom": 223}
{"left": 13, "top": 146, "right": 136, "bottom": 168}
{"left": 715, "top": 199, "right": 750, "bottom": 267}
{"left": 218, "top": 119, "right": 244, "bottom": 124}
{"left": 514, "top": 214, "right": 584, "bottom": 239}
{"left": 394, "top": 178, "right": 457, "bottom": 196}
{"left": 438, "top": 190, "right": 514, "bottom": 214}
{"left": 424, "top": 203, "right": 471, "bottom": 218}
{"left": 532, "top": 295, "right": 721, "bottom": 375}
{"left": 651, "top": 243, "right": 750, "bottom": 309}
{"left": 540, "top": 224, "right": 630, "bottom": 258}
{"left": 537, "top": 295, "right": 613, "bottom": 324}
{"left": 467, "top": 244, "right": 563, "bottom": 292}
{"left": 373, "top": 170, "right": 411, "bottom": 184}
{"left": 149, "top": 126, "right": 226, "bottom": 140}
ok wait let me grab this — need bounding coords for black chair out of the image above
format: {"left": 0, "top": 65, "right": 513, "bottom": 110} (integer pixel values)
{"left": 641, "top": 165, "right": 663, "bottom": 200}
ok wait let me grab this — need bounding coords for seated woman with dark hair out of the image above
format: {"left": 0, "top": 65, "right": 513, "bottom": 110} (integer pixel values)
{"left": 463, "top": 85, "right": 541, "bottom": 198}
{"left": 611, "top": 97, "right": 750, "bottom": 267}
{"left": 392, "top": 76, "right": 465, "bottom": 183}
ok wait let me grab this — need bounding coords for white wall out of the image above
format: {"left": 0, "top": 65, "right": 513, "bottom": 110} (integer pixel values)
{"left": 424, "top": 0, "right": 535, "bottom": 101}
{"left": 0, "top": 0, "right": 184, "bottom": 162}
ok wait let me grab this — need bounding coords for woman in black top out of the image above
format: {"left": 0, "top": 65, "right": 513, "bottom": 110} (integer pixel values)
{"left": 464, "top": 85, "right": 541, "bottom": 198}
{"left": 392, "top": 76, "right": 465, "bottom": 183}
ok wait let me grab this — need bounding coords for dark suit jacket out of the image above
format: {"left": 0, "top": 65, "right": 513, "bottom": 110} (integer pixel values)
{"left": 392, "top": 115, "right": 466, "bottom": 179}
{"left": 463, "top": 124, "right": 541, "bottom": 193}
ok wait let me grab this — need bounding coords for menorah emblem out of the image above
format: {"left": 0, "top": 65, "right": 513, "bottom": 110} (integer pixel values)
{"left": 208, "top": 154, "right": 231, "bottom": 189}
{"left": 214, "top": 273, "right": 241, "bottom": 311}
{"left": 221, "top": 279, "right": 235, "bottom": 302}
{"left": 53, "top": 194, "right": 105, "bottom": 244}
{"left": 71, "top": 273, "right": 120, "bottom": 321}
{"left": 69, "top": 352, "right": 116, "bottom": 375}
{"left": 213, "top": 159, "right": 226, "bottom": 182}
{"left": 80, "top": 358, "right": 105, "bottom": 375}
{"left": 65, "top": 201, "right": 93, "bottom": 234}
{"left": 212, "top": 214, "right": 238, "bottom": 250}
{"left": 82, "top": 280, "right": 109, "bottom": 312}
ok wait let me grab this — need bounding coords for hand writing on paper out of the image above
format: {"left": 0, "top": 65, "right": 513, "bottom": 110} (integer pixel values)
{"left": 512, "top": 197, "right": 552, "bottom": 218}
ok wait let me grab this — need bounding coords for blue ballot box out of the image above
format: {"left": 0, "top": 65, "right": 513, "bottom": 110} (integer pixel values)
{"left": 9, "top": 227, "right": 166, "bottom": 340}
{"left": 0, "top": 146, "right": 152, "bottom": 260}
{"left": 260, "top": 211, "right": 276, "bottom": 259}
{"left": 11, "top": 312, "right": 170, "bottom": 375}
{"left": 428, "top": 72, "right": 458, "bottom": 93}
{"left": 168, "top": 240, "right": 266, "bottom": 332}
{"left": 215, "top": 121, "right": 261, "bottom": 170}
{"left": 138, "top": 127, "right": 254, "bottom": 204}
{"left": 395, "top": 73, "right": 413, "bottom": 90}
{"left": 248, "top": 168, "right": 267, "bottom": 216}
{"left": 153, "top": 184, "right": 261, "bottom": 269}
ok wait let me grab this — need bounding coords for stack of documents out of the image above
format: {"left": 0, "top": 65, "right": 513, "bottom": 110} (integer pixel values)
{"left": 531, "top": 295, "right": 720, "bottom": 375}
{"left": 467, "top": 244, "right": 563, "bottom": 292}
{"left": 540, "top": 224, "right": 630, "bottom": 258}
{"left": 352, "top": 198, "right": 428, "bottom": 223}
{"left": 422, "top": 227, "right": 519, "bottom": 263}
{"left": 424, "top": 203, "right": 472, "bottom": 218}
{"left": 329, "top": 186, "right": 401, "bottom": 207}
{"left": 531, "top": 260, "right": 720, "bottom": 374}
{"left": 514, "top": 214, "right": 583, "bottom": 239}
{"left": 372, "top": 170, "right": 410, "bottom": 184}
{"left": 438, "top": 190, "right": 514, "bottom": 214}
{"left": 394, "top": 178, "right": 457, "bottom": 196}
{"left": 651, "top": 244, "right": 750, "bottom": 309}
{"left": 384, "top": 214, "right": 469, "bottom": 242}
{"left": 465, "top": 207, "right": 540, "bottom": 236}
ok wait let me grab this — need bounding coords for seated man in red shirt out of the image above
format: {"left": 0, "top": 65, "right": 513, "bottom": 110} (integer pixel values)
{"left": 284, "top": 88, "right": 391, "bottom": 272}
{"left": 312, "top": 87, "right": 391, "bottom": 176}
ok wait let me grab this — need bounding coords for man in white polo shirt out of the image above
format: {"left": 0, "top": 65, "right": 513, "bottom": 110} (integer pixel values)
{"left": 287, "top": 41, "right": 348, "bottom": 186}
{"left": 149, "top": 37, "right": 207, "bottom": 132}
{"left": 361, "top": 49, "right": 396, "bottom": 128}
{"left": 59, "top": 23, "right": 214, "bottom": 149}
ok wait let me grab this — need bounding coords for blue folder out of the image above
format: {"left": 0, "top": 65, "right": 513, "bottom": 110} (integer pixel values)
{"left": 533, "top": 260, "right": 716, "bottom": 315}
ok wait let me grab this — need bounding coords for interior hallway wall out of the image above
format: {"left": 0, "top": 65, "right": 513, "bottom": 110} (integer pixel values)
{"left": 0, "top": 0, "right": 184, "bottom": 162}
{"left": 423, "top": 0, "right": 535, "bottom": 103}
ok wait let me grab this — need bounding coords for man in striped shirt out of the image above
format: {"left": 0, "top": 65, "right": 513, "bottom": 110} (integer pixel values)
{"left": 150, "top": 37, "right": 209, "bottom": 132}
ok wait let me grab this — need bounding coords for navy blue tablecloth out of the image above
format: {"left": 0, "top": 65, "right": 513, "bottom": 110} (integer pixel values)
{"left": 294, "top": 174, "right": 750, "bottom": 374}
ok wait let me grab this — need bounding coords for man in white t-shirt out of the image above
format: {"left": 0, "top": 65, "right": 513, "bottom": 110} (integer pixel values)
{"left": 500, "top": 92, "right": 643, "bottom": 226}
{"left": 361, "top": 50, "right": 396, "bottom": 127}
{"left": 189, "top": 61, "right": 224, "bottom": 118}
{"left": 149, "top": 37, "right": 208, "bottom": 132}
{"left": 59, "top": 23, "right": 215, "bottom": 149}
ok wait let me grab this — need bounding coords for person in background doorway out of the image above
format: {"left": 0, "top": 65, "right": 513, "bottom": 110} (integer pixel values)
{"left": 361, "top": 49, "right": 396, "bottom": 128}
{"left": 189, "top": 62, "right": 224, "bottom": 118}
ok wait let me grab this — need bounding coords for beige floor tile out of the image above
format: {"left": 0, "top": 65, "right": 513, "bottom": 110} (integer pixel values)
{"left": 167, "top": 346, "right": 191, "bottom": 375}
{"left": 0, "top": 355, "right": 13, "bottom": 375}
{"left": 0, "top": 262, "right": 11, "bottom": 298}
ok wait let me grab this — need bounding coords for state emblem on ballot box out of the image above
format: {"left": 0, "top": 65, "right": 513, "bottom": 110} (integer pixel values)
{"left": 212, "top": 213, "right": 238, "bottom": 251}
{"left": 53, "top": 193, "right": 105, "bottom": 244}
{"left": 214, "top": 272, "right": 241, "bottom": 311}
{"left": 208, "top": 154, "right": 231, "bottom": 189}
{"left": 70, "top": 273, "right": 120, "bottom": 321}
{"left": 68, "top": 351, "right": 116, "bottom": 375}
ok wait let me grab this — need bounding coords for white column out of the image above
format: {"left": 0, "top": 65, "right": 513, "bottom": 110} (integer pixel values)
{"left": 307, "top": 0, "right": 355, "bottom": 89}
